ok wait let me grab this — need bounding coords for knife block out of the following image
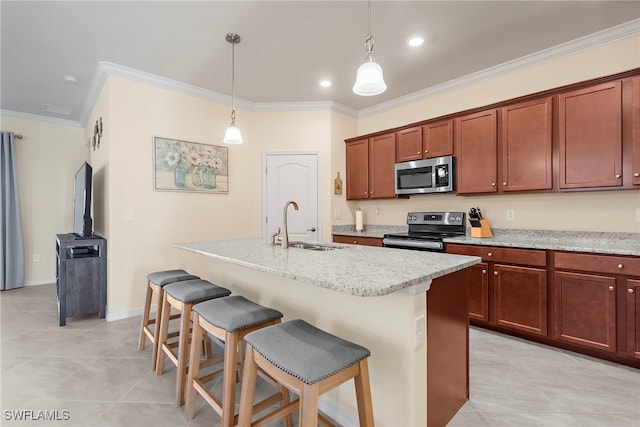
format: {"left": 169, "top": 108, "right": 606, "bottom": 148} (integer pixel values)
{"left": 471, "top": 219, "right": 493, "bottom": 238}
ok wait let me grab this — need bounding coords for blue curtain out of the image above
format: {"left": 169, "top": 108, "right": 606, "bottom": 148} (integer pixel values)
{"left": 1, "top": 131, "right": 24, "bottom": 290}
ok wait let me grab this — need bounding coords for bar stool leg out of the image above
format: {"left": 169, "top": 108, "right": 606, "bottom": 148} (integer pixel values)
{"left": 355, "top": 359, "right": 374, "bottom": 426}
{"left": 176, "top": 302, "right": 193, "bottom": 406}
{"left": 138, "top": 282, "right": 154, "bottom": 351}
{"left": 150, "top": 283, "right": 165, "bottom": 371}
{"left": 221, "top": 331, "right": 238, "bottom": 427}
{"left": 155, "top": 292, "right": 172, "bottom": 375}
{"left": 300, "top": 382, "right": 320, "bottom": 427}
{"left": 185, "top": 313, "right": 204, "bottom": 419}
{"left": 237, "top": 347, "right": 258, "bottom": 427}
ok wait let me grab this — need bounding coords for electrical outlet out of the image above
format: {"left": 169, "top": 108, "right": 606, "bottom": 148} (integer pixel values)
{"left": 506, "top": 209, "right": 515, "bottom": 221}
{"left": 334, "top": 209, "right": 341, "bottom": 220}
{"left": 415, "top": 315, "right": 425, "bottom": 348}
{"left": 33, "top": 253, "right": 40, "bottom": 263}
{"left": 375, "top": 207, "right": 380, "bottom": 215}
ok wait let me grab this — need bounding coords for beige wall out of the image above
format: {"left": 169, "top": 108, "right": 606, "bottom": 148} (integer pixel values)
{"left": 342, "top": 34, "right": 640, "bottom": 233}
{"left": 1, "top": 114, "right": 86, "bottom": 284}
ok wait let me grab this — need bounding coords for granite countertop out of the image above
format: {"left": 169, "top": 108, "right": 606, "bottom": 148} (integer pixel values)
{"left": 175, "top": 239, "right": 480, "bottom": 297}
{"left": 332, "top": 225, "right": 639, "bottom": 257}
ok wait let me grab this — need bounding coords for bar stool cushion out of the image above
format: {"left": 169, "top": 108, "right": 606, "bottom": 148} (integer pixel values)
{"left": 193, "top": 295, "right": 283, "bottom": 332}
{"left": 163, "top": 279, "right": 231, "bottom": 304}
{"left": 244, "top": 319, "right": 371, "bottom": 385}
{"left": 147, "top": 269, "right": 199, "bottom": 287}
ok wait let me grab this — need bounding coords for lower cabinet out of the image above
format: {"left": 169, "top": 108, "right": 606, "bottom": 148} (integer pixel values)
{"left": 332, "top": 235, "right": 383, "bottom": 247}
{"left": 553, "top": 271, "right": 617, "bottom": 352}
{"left": 627, "top": 279, "right": 640, "bottom": 360}
{"left": 467, "top": 263, "right": 489, "bottom": 322}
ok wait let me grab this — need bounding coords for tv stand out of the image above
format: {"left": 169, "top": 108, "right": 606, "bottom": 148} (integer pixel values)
{"left": 55, "top": 233, "right": 107, "bottom": 326}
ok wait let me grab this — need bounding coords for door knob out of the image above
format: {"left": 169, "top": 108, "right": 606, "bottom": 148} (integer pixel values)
{"left": 629, "top": 288, "right": 635, "bottom": 294}
{"left": 634, "top": 173, "right": 639, "bottom": 177}
{"left": 306, "top": 227, "right": 316, "bottom": 232}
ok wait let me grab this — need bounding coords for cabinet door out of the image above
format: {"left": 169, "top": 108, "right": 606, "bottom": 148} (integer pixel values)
{"left": 627, "top": 279, "right": 640, "bottom": 359}
{"left": 493, "top": 264, "right": 547, "bottom": 336}
{"left": 369, "top": 133, "right": 397, "bottom": 199}
{"left": 455, "top": 109, "right": 498, "bottom": 194}
{"left": 468, "top": 262, "right": 489, "bottom": 323}
{"left": 553, "top": 271, "right": 616, "bottom": 352}
{"left": 397, "top": 127, "right": 422, "bottom": 162}
{"left": 346, "top": 139, "right": 369, "bottom": 200}
{"left": 501, "top": 97, "right": 552, "bottom": 191}
{"left": 632, "top": 77, "right": 640, "bottom": 185}
{"left": 423, "top": 120, "right": 453, "bottom": 158}
{"left": 559, "top": 81, "right": 622, "bottom": 189}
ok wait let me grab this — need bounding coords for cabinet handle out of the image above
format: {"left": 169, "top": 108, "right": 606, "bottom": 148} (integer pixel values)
{"left": 353, "top": 240, "right": 357, "bottom": 244}
{"left": 608, "top": 286, "right": 614, "bottom": 291}
{"left": 618, "top": 263, "right": 623, "bottom": 269}
{"left": 487, "top": 252, "right": 492, "bottom": 257}
{"left": 503, "top": 182, "right": 507, "bottom": 186}
{"left": 491, "top": 182, "right": 496, "bottom": 186}
{"left": 493, "top": 271, "right": 498, "bottom": 276}
{"left": 629, "top": 288, "right": 635, "bottom": 294}
{"left": 417, "top": 151, "right": 421, "bottom": 154}
{"left": 615, "top": 174, "right": 621, "bottom": 179}
{"left": 482, "top": 269, "right": 487, "bottom": 274}
{"left": 424, "top": 150, "right": 428, "bottom": 154}
{"left": 634, "top": 173, "right": 640, "bottom": 177}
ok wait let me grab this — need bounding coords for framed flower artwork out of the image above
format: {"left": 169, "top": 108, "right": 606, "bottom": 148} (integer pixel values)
{"left": 153, "top": 137, "right": 228, "bottom": 193}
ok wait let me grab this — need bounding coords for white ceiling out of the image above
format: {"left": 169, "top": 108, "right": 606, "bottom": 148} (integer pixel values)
{"left": 1, "top": 1, "right": 639, "bottom": 125}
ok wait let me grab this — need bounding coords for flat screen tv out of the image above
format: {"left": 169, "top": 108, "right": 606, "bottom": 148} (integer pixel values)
{"left": 73, "top": 161, "right": 93, "bottom": 238}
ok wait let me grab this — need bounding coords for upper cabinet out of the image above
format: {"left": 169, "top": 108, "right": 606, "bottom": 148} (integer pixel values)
{"left": 346, "top": 133, "right": 397, "bottom": 200}
{"left": 397, "top": 120, "right": 453, "bottom": 163}
{"left": 455, "top": 109, "right": 498, "bottom": 194}
{"left": 632, "top": 76, "right": 640, "bottom": 186}
{"left": 559, "top": 81, "right": 622, "bottom": 189}
{"left": 501, "top": 97, "right": 553, "bottom": 192}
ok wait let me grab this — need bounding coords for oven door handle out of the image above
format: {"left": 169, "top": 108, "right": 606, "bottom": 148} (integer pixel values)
{"left": 382, "top": 238, "right": 443, "bottom": 251}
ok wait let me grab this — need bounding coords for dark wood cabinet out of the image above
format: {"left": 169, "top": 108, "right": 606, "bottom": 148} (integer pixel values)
{"left": 332, "top": 235, "right": 383, "bottom": 247}
{"left": 632, "top": 77, "right": 640, "bottom": 186}
{"left": 553, "top": 271, "right": 617, "bottom": 352}
{"left": 467, "top": 262, "right": 489, "bottom": 323}
{"left": 446, "top": 244, "right": 547, "bottom": 335}
{"left": 559, "top": 81, "right": 623, "bottom": 189}
{"left": 345, "top": 134, "right": 396, "bottom": 200}
{"left": 346, "top": 138, "right": 369, "bottom": 200}
{"left": 454, "top": 109, "right": 498, "bottom": 194}
{"left": 397, "top": 121, "right": 453, "bottom": 163}
{"left": 501, "top": 97, "right": 553, "bottom": 191}
{"left": 369, "top": 133, "right": 397, "bottom": 199}
{"left": 627, "top": 279, "right": 640, "bottom": 359}
{"left": 397, "top": 126, "right": 423, "bottom": 162}
{"left": 424, "top": 120, "right": 454, "bottom": 158}
{"left": 494, "top": 264, "right": 547, "bottom": 336}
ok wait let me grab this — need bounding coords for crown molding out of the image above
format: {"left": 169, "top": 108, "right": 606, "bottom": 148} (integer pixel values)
{"left": 357, "top": 18, "right": 640, "bottom": 119}
{"left": 0, "top": 109, "right": 82, "bottom": 127}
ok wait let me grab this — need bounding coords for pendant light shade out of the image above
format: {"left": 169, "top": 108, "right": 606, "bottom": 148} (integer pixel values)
{"left": 223, "top": 33, "right": 244, "bottom": 144}
{"left": 353, "top": 1, "right": 386, "bottom": 96}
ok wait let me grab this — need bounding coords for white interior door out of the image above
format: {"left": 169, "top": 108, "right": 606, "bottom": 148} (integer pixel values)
{"left": 263, "top": 153, "right": 319, "bottom": 242}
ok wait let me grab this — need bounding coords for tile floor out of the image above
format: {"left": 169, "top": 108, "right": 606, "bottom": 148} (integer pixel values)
{"left": 1, "top": 283, "right": 639, "bottom": 427}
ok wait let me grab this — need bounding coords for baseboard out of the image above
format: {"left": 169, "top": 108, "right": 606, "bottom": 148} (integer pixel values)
{"left": 24, "top": 278, "right": 55, "bottom": 286}
{"left": 318, "top": 395, "right": 358, "bottom": 427}
{"left": 106, "top": 306, "right": 147, "bottom": 322}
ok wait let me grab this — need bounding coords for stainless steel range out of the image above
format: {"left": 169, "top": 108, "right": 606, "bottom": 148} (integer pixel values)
{"left": 382, "top": 212, "right": 466, "bottom": 252}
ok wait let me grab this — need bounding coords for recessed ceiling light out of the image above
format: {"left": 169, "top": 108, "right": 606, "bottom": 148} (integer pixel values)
{"left": 319, "top": 80, "right": 332, "bottom": 88}
{"left": 408, "top": 36, "right": 424, "bottom": 47}
{"left": 63, "top": 75, "right": 78, "bottom": 84}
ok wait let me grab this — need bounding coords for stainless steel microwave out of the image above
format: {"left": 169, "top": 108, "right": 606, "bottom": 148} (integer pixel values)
{"left": 394, "top": 155, "right": 455, "bottom": 195}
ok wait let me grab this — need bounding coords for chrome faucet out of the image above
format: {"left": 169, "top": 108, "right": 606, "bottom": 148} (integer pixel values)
{"left": 282, "top": 200, "right": 299, "bottom": 248}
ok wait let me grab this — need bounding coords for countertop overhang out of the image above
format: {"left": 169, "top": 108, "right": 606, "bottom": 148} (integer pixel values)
{"left": 175, "top": 238, "right": 480, "bottom": 297}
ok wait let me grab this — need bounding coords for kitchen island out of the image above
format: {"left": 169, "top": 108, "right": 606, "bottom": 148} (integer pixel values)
{"left": 176, "top": 238, "right": 481, "bottom": 427}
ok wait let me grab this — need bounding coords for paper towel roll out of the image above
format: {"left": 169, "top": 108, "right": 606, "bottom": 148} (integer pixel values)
{"left": 355, "top": 209, "right": 363, "bottom": 231}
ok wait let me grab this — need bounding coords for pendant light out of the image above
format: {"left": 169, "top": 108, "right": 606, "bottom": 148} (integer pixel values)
{"left": 352, "top": 0, "right": 387, "bottom": 96}
{"left": 223, "top": 33, "right": 243, "bottom": 144}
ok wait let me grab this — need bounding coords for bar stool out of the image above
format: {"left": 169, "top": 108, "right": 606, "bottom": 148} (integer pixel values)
{"left": 184, "top": 295, "right": 289, "bottom": 427}
{"left": 238, "top": 319, "right": 375, "bottom": 427}
{"left": 138, "top": 269, "right": 200, "bottom": 371}
{"left": 155, "top": 279, "right": 231, "bottom": 406}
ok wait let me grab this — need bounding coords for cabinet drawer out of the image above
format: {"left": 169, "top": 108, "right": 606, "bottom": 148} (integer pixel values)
{"left": 333, "top": 235, "right": 383, "bottom": 247}
{"left": 554, "top": 252, "right": 640, "bottom": 276}
{"left": 446, "top": 244, "right": 546, "bottom": 267}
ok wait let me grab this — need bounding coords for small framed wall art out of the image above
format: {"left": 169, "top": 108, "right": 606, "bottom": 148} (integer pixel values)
{"left": 153, "top": 137, "right": 228, "bottom": 193}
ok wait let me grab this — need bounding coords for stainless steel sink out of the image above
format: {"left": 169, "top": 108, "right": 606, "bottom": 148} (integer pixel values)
{"left": 288, "top": 241, "right": 342, "bottom": 251}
